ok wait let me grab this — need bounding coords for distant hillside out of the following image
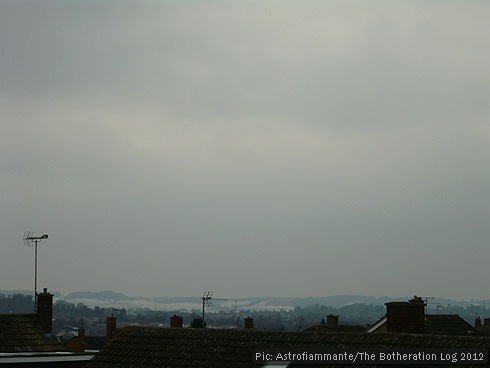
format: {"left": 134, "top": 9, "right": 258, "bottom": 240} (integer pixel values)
{"left": 0, "top": 289, "right": 62, "bottom": 298}
{"left": 3, "top": 290, "right": 487, "bottom": 312}
{"left": 64, "top": 290, "right": 130, "bottom": 301}
{"left": 291, "top": 295, "right": 395, "bottom": 307}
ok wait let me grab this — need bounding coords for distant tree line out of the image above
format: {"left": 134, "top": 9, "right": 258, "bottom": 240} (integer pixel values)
{"left": 0, "top": 293, "right": 34, "bottom": 313}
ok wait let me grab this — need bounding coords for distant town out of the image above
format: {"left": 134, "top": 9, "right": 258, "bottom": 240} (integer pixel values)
{"left": 3, "top": 288, "right": 490, "bottom": 367}
{"left": 2, "top": 289, "right": 490, "bottom": 337}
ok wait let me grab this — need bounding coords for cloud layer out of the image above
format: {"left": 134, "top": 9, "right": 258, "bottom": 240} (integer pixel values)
{"left": 1, "top": 1, "right": 489, "bottom": 299}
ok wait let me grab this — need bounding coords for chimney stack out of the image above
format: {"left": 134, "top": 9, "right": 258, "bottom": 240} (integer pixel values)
{"left": 244, "top": 316, "right": 254, "bottom": 330}
{"left": 385, "top": 296, "right": 425, "bottom": 334}
{"left": 170, "top": 315, "right": 183, "bottom": 328}
{"left": 37, "top": 288, "right": 53, "bottom": 334}
{"left": 326, "top": 314, "right": 339, "bottom": 326}
{"left": 483, "top": 318, "right": 490, "bottom": 330}
{"left": 191, "top": 317, "right": 204, "bottom": 328}
{"left": 475, "top": 317, "right": 482, "bottom": 330}
{"left": 106, "top": 315, "right": 117, "bottom": 339}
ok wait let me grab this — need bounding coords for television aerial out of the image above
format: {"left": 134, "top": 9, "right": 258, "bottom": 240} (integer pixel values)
{"left": 201, "top": 291, "right": 228, "bottom": 326}
{"left": 23, "top": 231, "right": 48, "bottom": 309}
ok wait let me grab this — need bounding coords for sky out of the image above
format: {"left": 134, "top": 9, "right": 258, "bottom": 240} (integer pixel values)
{"left": 1, "top": 1, "right": 489, "bottom": 300}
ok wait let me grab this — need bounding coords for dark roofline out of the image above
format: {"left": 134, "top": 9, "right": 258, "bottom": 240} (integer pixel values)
{"left": 101, "top": 325, "right": 490, "bottom": 344}
{"left": 85, "top": 326, "right": 490, "bottom": 368}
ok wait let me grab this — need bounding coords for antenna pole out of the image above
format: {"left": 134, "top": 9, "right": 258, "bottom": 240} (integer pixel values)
{"left": 34, "top": 239, "right": 38, "bottom": 309}
{"left": 201, "top": 291, "right": 214, "bottom": 327}
{"left": 23, "top": 232, "right": 48, "bottom": 311}
{"left": 202, "top": 297, "right": 205, "bottom": 321}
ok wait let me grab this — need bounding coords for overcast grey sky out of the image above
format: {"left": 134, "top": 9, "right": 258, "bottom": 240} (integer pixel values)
{"left": 1, "top": 1, "right": 489, "bottom": 300}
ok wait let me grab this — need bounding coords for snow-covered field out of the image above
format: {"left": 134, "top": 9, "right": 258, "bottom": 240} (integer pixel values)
{"left": 56, "top": 296, "right": 294, "bottom": 312}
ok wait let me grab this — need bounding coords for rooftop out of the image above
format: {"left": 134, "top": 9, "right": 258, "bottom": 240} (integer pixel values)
{"left": 0, "top": 314, "right": 62, "bottom": 353}
{"left": 85, "top": 326, "right": 490, "bottom": 368}
{"left": 425, "top": 314, "right": 475, "bottom": 336}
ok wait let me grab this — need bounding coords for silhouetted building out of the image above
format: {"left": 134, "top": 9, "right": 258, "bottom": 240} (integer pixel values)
{"left": 367, "top": 296, "right": 475, "bottom": 335}
{"left": 304, "top": 314, "right": 365, "bottom": 332}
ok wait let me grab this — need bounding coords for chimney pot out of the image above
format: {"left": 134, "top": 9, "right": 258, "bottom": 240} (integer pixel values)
{"left": 106, "top": 316, "right": 117, "bottom": 339}
{"left": 170, "top": 315, "right": 183, "bottom": 328}
{"left": 483, "top": 318, "right": 490, "bottom": 329}
{"left": 326, "top": 314, "right": 339, "bottom": 326}
{"left": 191, "top": 317, "right": 204, "bottom": 328}
{"left": 244, "top": 316, "right": 254, "bottom": 330}
{"left": 475, "top": 317, "right": 482, "bottom": 330}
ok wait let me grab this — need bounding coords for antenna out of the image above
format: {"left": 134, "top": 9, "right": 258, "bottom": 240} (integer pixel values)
{"left": 202, "top": 291, "right": 213, "bottom": 324}
{"left": 23, "top": 231, "right": 48, "bottom": 310}
{"left": 201, "top": 291, "right": 228, "bottom": 327}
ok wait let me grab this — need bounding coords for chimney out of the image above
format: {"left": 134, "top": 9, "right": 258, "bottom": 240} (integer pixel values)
{"left": 385, "top": 296, "right": 425, "bottom": 334}
{"left": 484, "top": 318, "right": 490, "bottom": 330}
{"left": 475, "top": 317, "right": 482, "bottom": 330}
{"left": 78, "top": 327, "right": 86, "bottom": 339}
{"left": 106, "top": 315, "right": 117, "bottom": 339}
{"left": 37, "top": 288, "right": 53, "bottom": 334}
{"left": 244, "top": 316, "right": 254, "bottom": 330}
{"left": 326, "top": 314, "right": 339, "bottom": 326}
{"left": 191, "top": 317, "right": 204, "bottom": 328}
{"left": 170, "top": 315, "right": 183, "bottom": 328}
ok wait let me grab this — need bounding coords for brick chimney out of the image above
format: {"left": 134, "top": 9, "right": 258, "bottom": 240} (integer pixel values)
{"left": 385, "top": 296, "right": 425, "bottom": 334}
{"left": 244, "top": 316, "right": 254, "bottom": 330}
{"left": 106, "top": 315, "right": 117, "bottom": 339}
{"left": 483, "top": 318, "right": 490, "bottom": 330}
{"left": 475, "top": 317, "right": 481, "bottom": 330}
{"left": 191, "top": 317, "right": 204, "bottom": 328}
{"left": 170, "top": 315, "right": 183, "bottom": 328}
{"left": 326, "top": 314, "right": 339, "bottom": 326}
{"left": 37, "top": 288, "right": 53, "bottom": 334}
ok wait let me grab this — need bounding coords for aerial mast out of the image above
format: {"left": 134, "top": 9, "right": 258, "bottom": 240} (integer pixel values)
{"left": 201, "top": 291, "right": 228, "bottom": 327}
{"left": 23, "top": 231, "right": 48, "bottom": 310}
{"left": 202, "top": 291, "right": 213, "bottom": 323}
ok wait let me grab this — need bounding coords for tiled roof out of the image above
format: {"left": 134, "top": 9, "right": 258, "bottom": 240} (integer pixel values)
{"left": 367, "top": 314, "right": 476, "bottom": 336}
{"left": 303, "top": 324, "right": 366, "bottom": 332}
{"left": 63, "top": 335, "right": 108, "bottom": 353}
{"left": 425, "top": 315, "right": 475, "bottom": 335}
{"left": 84, "top": 336, "right": 108, "bottom": 351}
{"left": 0, "top": 314, "right": 63, "bottom": 352}
{"left": 85, "top": 326, "right": 490, "bottom": 368}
